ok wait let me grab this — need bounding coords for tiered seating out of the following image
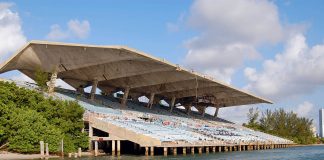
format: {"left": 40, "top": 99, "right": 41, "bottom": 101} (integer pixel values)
{"left": 13, "top": 81, "right": 294, "bottom": 145}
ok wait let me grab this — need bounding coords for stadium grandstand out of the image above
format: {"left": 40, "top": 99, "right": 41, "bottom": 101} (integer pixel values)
{"left": 0, "top": 41, "right": 294, "bottom": 156}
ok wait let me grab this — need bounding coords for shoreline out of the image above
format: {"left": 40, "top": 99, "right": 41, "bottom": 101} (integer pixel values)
{"left": 0, "top": 151, "right": 59, "bottom": 160}
{"left": 0, "top": 151, "right": 93, "bottom": 160}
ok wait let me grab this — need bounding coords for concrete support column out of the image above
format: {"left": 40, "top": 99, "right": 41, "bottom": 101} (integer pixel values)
{"left": 173, "top": 147, "right": 177, "bottom": 156}
{"left": 229, "top": 146, "right": 232, "bottom": 152}
{"left": 117, "top": 140, "right": 121, "bottom": 156}
{"left": 191, "top": 147, "right": 195, "bottom": 155}
{"left": 60, "top": 139, "right": 64, "bottom": 157}
{"left": 148, "top": 93, "right": 155, "bottom": 109}
{"left": 112, "top": 140, "right": 115, "bottom": 156}
{"left": 212, "top": 146, "right": 216, "bottom": 153}
{"left": 45, "top": 143, "right": 49, "bottom": 156}
{"left": 214, "top": 107, "right": 220, "bottom": 118}
{"left": 186, "top": 105, "right": 191, "bottom": 115}
{"left": 77, "top": 87, "right": 84, "bottom": 94}
{"left": 133, "top": 143, "right": 137, "bottom": 153}
{"left": 198, "top": 147, "right": 202, "bottom": 154}
{"left": 238, "top": 145, "right": 241, "bottom": 151}
{"left": 78, "top": 148, "right": 81, "bottom": 157}
{"left": 170, "top": 97, "right": 176, "bottom": 112}
{"left": 145, "top": 147, "right": 149, "bottom": 156}
{"left": 205, "top": 146, "right": 209, "bottom": 153}
{"left": 121, "top": 88, "right": 130, "bottom": 107}
{"left": 202, "top": 106, "right": 206, "bottom": 117}
{"left": 94, "top": 141, "right": 98, "bottom": 156}
{"left": 164, "top": 147, "right": 168, "bottom": 156}
{"left": 40, "top": 141, "right": 44, "bottom": 158}
{"left": 150, "top": 146, "right": 154, "bottom": 156}
{"left": 224, "top": 146, "right": 228, "bottom": 152}
{"left": 182, "top": 147, "right": 186, "bottom": 155}
{"left": 90, "top": 79, "right": 98, "bottom": 100}
{"left": 48, "top": 69, "right": 58, "bottom": 94}
{"left": 218, "top": 146, "right": 222, "bottom": 152}
{"left": 88, "top": 125, "right": 93, "bottom": 151}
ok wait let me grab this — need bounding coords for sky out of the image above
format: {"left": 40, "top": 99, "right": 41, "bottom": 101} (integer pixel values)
{"left": 0, "top": 0, "right": 324, "bottom": 132}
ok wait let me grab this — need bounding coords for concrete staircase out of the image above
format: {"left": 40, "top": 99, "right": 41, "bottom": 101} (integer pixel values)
{"left": 89, "top": 117, "right": 162, "bottom": 147}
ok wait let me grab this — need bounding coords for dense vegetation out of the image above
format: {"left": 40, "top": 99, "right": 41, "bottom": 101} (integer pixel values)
{"left": 0, "top": 81, "right": 88, "bottom": 153}
{"left": 243, "top": 108, "right": 316, "bottom": 144}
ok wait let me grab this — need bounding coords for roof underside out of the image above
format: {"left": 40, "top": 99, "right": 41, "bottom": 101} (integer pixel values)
{"left": 0, "top": 41, "right": 272, "bottom": 108}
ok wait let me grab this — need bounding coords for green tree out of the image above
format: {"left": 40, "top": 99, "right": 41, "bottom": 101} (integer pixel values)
{"left": 34, "top": 68, "right": 49, "bottom": 91}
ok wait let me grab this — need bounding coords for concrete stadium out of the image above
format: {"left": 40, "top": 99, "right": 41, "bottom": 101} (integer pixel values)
{"left": 0, "top": 41, "right": 294, "bottom": 156}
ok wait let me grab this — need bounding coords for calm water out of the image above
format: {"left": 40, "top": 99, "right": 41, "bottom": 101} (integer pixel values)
{"left": 50, "top": 145, "right": 324, "bottom": 160}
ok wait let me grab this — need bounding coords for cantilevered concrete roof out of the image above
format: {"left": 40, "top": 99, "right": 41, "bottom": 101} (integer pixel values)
{"left": 0, "top": 40, "right": 272, "bottom": 107}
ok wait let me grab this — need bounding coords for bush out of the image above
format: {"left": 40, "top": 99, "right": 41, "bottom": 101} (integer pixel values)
{"left": 0, "top": 81, "right": 88, "bottom": 153}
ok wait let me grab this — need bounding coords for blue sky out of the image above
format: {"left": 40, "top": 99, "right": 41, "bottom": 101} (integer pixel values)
{"left": 1, "top": 0, "right": 324, "bottom": 132}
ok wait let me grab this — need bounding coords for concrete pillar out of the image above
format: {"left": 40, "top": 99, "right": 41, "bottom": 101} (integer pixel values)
{"left": 45, "top": 143, "right": 49, "bottom": 157}
{"left": 77, "top": 87, "right": 84, "bottom": 94}
{"left": 205, "top": 146, "right": 209, "bottom": 153}
{"left": 233, "top": 146, "right": 237, "bottom": 151}
{"left": 148, "top": 93, "right": 155, "bottom": 109}
{"left": 94, "top": 141, "right": 98, "bottom": 156}
{"left": 112, "top": 140, "right": 115, "bottom": 156}
{"left": 78, "top": 148, "right": 81, "bottom": 157}
{"left": 40, "top": 141, "right": 44, "bottom": 158}
{"left": 218, "top": 146, "right": 222, "bottom": 152}
{"left": 224, "top": 146, "right": 228, "bottom": 152}
{"left": 117, "top": 140, "right": 121, "bottom": 156}
{"left": 238, "top": 145, "right": 241, "bottom": 151}
{"left": 60, "top": 139, "right": 64, "bottom": 157}
{"left": 182, "top": 147, "right": 186, "bottom": 155}
{"left": 164, "top": 147, "right": 168, "bottom": 156}
{"left": 229, "top": 146, "right": 232, "bottom": 152}
{"left": 90, "top": 79, "right": 98, "bottom": 100}
{"left": 150, "top": 146, "right": 154, "bottom": 156}
{"left": 48, "top": 69, "right": 58, "bottom": 94}
{"left": 198, "top": 147, "right": 202, "bottom": 154}
{"left": 121, "top": 87, "right": 130, "bottom": 107}
{"left": 202, "top": 106, "right": 206, "bottom": 117}
{"left": 133, "top": 143, "right": 137, "bottom": 153}
{"left": 170, "top": 97, "right": 176, "bottom": 112}
{"left": 173, "top": 147, "right": 177, "bottom": 156}
{"left": 186, "top": 105, "right": 191, "bottom": 115}
{"left": 191, "top": 147, "right": 195, "bottom": 155}
{"left": 145, "top": 147, "right": 149, "bottom": 156}
{"left": 88, "top": 125, "right": 93, "bottom": 151}
{"left": 212, "top": 146, "right": 216, "bottom": 153}
{"left": 214, "top": 107, "right": 220, "bottom": 118}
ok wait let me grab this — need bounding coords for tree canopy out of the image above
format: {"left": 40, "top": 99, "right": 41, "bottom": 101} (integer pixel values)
{"left": 0, "top": 81, "right": 88, "bottom": 153}
{"left": 244, "top": 108, "right": 316, "bottom": 144}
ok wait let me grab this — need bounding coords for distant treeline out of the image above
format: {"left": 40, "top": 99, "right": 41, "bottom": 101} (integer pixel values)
{"left": 0, "top": 81, "right": 88, "bottom": 153}
{"left": 243, "top": 108, "right": 316, "bottom": 144}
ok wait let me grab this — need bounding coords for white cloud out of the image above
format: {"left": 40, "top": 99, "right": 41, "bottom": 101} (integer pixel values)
{"left": 295, "top": 101, "right": 314, "bottom": 117}
{"left": 46, "top": 19, "right": 90, "bottom": 40}
{"left": 244, "top": 33, "right": 324, "bottom": 100}
{"left": 68, "top": 19, "right": 90, "bottom": 39}
{"left": 0, "top": 2, "right": 26, "bottom": 62}
{"left": 183, "top": 0, "right": 283, "bottom": 83}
